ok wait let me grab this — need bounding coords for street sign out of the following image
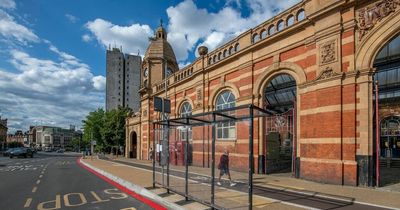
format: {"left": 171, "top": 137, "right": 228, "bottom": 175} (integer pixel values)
{"left": 91, "top": 140, "right": 96, "bottom": 145}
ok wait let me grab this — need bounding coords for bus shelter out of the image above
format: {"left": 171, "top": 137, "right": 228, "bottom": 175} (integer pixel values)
{"left": 152, "top": 104, "right": 274, "bottom": 210}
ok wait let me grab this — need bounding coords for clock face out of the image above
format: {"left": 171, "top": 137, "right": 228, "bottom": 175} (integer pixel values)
{"left": 144, "top": 68, "right": 148, "bottom": 77}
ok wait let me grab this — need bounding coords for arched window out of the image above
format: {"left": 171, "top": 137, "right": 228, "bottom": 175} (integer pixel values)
{"left": 261, "top": 30, "right": 267, "bottom": 39}
{"left": 208, "top": 57, "right": 212, "bottom": 65}
{"left": 374, "top": 34, "right": 400, "bottom": 101}
{"left": 297, "top": 9, "right": 305, "bottom": 21}
{"left": 287, "top": 15, "right": 295, "bottom": 26}
{"left": 213, "top": 55, "right": 217, "bottom": 63}
{"left": 234, "top": 43, "right": 240, "bottom": 52}
{"left": 218, "top": 52, "right": 222, "bottom": 60}
{"left": 223, "top": 49, "right": 227, "bottom": 58}
{"left": 252, "top": 33, "right": 260, "bottom": 43}
{"left": 216, "top": 90, "right": 236, "bottom": 139}
{"left": 180, "top": 102, "right": 192, "bottom": 140}
{"left": 264, "top": 74, "right": 296, "bottom": 112}
{"left": 268, "top": 25, "right": 275, "bottom": 35}
{"left": 277, "top": 20, "right": 285, "bottom": 31}
{"left": 229, "top": 46, "right": 233, "bottom": 55}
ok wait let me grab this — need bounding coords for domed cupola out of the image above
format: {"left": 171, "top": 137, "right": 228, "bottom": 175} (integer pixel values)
{"left": 141, "top": 21, "right": 179, "bottom": 88}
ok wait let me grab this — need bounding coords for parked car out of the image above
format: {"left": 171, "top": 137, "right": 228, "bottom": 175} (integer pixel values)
{"left": 56, "top": 149, "right": 64, "bottom": 153}
{"left": 3, "top": 148, "right": 19, "bottom": 157}
{"left": 9, "top": 147, "right": 34, "bottom": 158}
{"left": 44, "top": 147, "right": 52, "bottom": 152}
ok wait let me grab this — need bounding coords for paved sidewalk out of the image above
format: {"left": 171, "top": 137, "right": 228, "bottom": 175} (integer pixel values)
{"left": 83, "top": 156, "right": 303, "bottom": 210}
{"left": 105, "top": 155, "right": 400, "bottom": 209}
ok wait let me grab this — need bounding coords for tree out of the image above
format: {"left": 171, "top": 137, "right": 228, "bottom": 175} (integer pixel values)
{"left": 101, "top": 106, "right": 130, "bottom": 154}
{"left": 82, "top": 108, "right": 105, "bottom": 150}
{"left": 82, "top": 106, "right": 130, "bottom": 154}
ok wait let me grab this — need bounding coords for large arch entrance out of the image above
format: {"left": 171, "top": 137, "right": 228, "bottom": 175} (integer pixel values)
{"left": 130, "top": 132, "right": 137, "bottom": 159}
{"left": 373, "top": 34, "right": 400, "bottom": 187}
{"left": 263, "top": 73, "right": 297, "bottom": 174}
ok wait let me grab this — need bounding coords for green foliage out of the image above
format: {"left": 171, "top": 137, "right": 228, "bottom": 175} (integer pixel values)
{"left": 82, "top": 106, "right": 130, "bottom": 152}
{"left": 67, "top": 136, "right": 82, "bottom": 151}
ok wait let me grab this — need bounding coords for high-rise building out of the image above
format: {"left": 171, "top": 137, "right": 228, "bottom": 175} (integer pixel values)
{"left": 106, "top": 47, "right": 141, "bottom": 112}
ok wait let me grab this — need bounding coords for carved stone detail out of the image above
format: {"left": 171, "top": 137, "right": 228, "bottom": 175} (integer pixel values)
{"left": 143, "top": 109, "right": 147, "bottom": 117}
{"left": 317, "top": 67, "right": 341, "bottom": 80}
{"left": 196, "top": 89, "right": 202, "bottom": 100}
{"left": 320, "top": 41, "right": 336, "bottom": 64}
{"left": 358, "top": 0, "right": 399, "bottom": 41}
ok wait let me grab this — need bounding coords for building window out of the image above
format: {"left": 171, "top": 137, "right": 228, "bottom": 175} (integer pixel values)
{"left": 261, "top": 30, "right": 267, "bottom": 39}
{"left": 223, "top": 49, "right": 227, "bottom": 58}
{"left": 234, "top": 43, "right": 240, "bottom": 52}
{"left": 297, "top": 9, "right": 305, "bottom": 21}
{"left": 268, "top": 25, "right": 275, "bottom": 35}
{"left": 277, "top": 20, "right": 285, "bottom": 31}
{"left": 287, "top": 15, "right": 295, "bottom": 26}
{"left": 208, "top": 58, "right": 212, "bottom": 65}
{"left": 252, "top": 33, "right": 259, "bottom": 43}
{"left": 216, "top": 90, "right": 236, "bottom": 139}
{"left": 229, "top": 46, "right": 233, "bottom": 55}
{"left": 180, "top": 102, "right": 192, "bottom": 141}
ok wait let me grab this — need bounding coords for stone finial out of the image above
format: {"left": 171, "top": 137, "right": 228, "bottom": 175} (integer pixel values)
{"left": 198, "top": 46, "right": 208, "bottom": 56}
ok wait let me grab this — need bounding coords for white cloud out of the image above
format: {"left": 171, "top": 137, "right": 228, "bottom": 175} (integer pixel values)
{"left": 0, "top": 0, "right": 16, "bottom": 9}
{"left": 0, "top": 6, "right": 105, "bottom": 132}
{"left": 85, "top": 0, "right": 299, "bottom": 63}
{"left": 85, "top": 19, "right": 153, "bottom": 55}
{"left": 165, "top": 0, "right": 300, "bottom": 61}
{"left": 0, "top": 48, "right": 105, "bottom": 132}
{"left": 0, "top": 10, "right": 39, "bottom": 44}
{"left": 65, "top": 13, "right": 78, "bottom": 23}
{"left": 82, "top": 34, "right": 92, "bottom": 42}
{"left": 92, "top": 75, "right": 106, "bottom": 91}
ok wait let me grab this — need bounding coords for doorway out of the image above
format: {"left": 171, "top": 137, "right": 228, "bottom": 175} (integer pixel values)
{"left": 263, "top": 74, "right": 297, "bottom": 174}
{"left": 373, "top": 34, "right": 400, "bottom": 187}
{"left": 130, "top": 132, "right": 137, "bottom": 159}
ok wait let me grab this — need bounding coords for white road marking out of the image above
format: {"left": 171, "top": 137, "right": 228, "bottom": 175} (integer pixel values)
{"left": 24, "top": 198, "right": 32, "bottom": 208}
{"left": 36, "top": 180, "right": 41, "bottom": 184}
{"left": 39, "top": 174, "right": 43, "bottom": 178}
{"left": 32, "top": 186, "right": 37, "bottom": 193}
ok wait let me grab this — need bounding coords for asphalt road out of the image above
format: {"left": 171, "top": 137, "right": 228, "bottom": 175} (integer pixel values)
{"left": 0, "top": 153, "right": 156, "bottom": 210}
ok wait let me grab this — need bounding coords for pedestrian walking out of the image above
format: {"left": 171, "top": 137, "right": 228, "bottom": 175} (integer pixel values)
{"left": 149, "top": 147, "right": 153, "bottom": 160}
{"left": 217, "top": 148, "right": 236, "bottom": 186}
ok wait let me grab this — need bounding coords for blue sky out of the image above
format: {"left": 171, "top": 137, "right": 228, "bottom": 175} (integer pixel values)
{"left": 0, "top": 0, "right": 299, "bottom": 133}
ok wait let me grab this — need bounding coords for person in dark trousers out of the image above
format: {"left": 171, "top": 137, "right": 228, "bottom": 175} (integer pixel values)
{"left": 217, "top": 148, "right": 236, "bottom": 186}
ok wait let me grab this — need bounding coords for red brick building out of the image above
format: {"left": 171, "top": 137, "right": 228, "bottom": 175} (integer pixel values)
{"left": 126, "top": 0, "right": 400, "bottom": 187}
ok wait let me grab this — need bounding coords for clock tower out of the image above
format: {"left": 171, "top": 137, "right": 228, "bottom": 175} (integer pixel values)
{"left": 141, "top": 23, "right": 178, "bottom": 92}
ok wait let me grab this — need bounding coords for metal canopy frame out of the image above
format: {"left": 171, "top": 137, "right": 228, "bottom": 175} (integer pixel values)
{"left": 152, "top": 104, "right": 274, "bottom": 210}
{"left": 153, "top": 104, "right": 274, "bottom": 127}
